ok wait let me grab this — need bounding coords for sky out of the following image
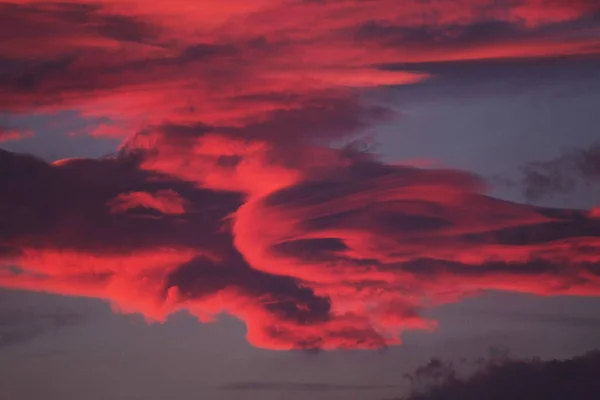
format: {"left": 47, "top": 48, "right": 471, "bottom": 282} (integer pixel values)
{"left": 1, "top": 1, "right": 600, "bottom": 399}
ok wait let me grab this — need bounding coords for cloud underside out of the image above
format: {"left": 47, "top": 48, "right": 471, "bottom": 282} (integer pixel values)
{"left": 1, "top": 0, "right": 600, "bottom": 350}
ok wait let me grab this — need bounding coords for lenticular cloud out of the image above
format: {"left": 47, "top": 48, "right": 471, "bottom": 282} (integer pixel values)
{"left": 1, "top": 0, "right": 600, "bottom": 350}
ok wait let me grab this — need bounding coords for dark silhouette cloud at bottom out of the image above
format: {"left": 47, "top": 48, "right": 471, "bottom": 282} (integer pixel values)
{"left": 399, "top": 349, "right": 600, "bottom": 400}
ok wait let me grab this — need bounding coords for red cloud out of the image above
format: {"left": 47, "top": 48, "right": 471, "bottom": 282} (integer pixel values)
{"left": 1, "top": 0, "right": 600, "bottom": 350}
{"left": 1, "top": 142, "right": 600, "bottom": 350}
{"left": 0, "top": 128, "right": 33, "bottom": 143}
{"left": 108, "top": 190, "right": 187, "bottom": 215}
{"left": 2, "top": 0, "right": 598, "bottom": 127}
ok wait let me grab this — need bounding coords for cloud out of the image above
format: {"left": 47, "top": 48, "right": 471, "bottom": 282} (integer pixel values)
{"left": 1, "top": 0, "right": 598, "bottom": 123}
{"left": 1, "top": 141, "right": 600, "bottom": 350}
{"left": 0, "top": 2, "right": 161, "bottom": 57}
{"left": 108, "top": 190, "right": 188, "bottom": 215}
{"left": 1, "top": 1, "right": 600, "bottom": 350}
{"left": 0, "top": 127, "right": 33, "bottom": 143}
{"left": 504, "top": 143, "right": 600, "bottom": 201}
{"left": 400, "top": 350, "right": 600, "bottom": 400}
{"left": 354, "top": 10, "right": 600, "bottom": 59}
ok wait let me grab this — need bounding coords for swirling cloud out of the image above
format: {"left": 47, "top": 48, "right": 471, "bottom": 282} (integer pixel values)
{"left": 2, "top": 140, "right": 600, "bottom": 349}
{"left": 1, "top": 0, "right": 600, "bottom": 349}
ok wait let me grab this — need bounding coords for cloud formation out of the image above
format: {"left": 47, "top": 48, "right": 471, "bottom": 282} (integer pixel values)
{"left": 2, "top": 143, "right": 600, "bottom": 350}
{"left": 0, "top": 127, "right": 33, "bottom": 143}
{"left": 517, "top": 143, "right": 600, "bottom": 201}
{"left": 401, "top": 350, "right": 600, "bottom": 400}
{"left": 1, "top": 0, "right": 600, "bottom": 349}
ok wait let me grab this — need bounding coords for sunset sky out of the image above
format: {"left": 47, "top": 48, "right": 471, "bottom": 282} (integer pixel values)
{"left": 1, "top": 1, "right": 600, "bottom": 399}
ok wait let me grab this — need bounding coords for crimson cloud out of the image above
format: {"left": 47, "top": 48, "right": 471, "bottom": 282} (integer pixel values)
{"left": 1, "top": 0, "right": 600, "bottom": 350}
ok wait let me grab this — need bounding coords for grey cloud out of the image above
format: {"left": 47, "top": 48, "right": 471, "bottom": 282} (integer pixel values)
{"left": 511, "top": 143, "right": 600, "bottom": 201}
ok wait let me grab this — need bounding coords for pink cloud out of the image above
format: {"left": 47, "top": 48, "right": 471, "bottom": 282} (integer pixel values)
{"left": 0, "top": 128, "right": 33, "bottom": 143}
{"left": 1, "top": 0, "right": 600, "bottom": 350}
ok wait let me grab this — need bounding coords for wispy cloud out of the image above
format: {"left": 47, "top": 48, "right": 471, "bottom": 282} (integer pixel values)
{"left": 0, "top": 127, "right": 33, "bottom": 143}
{"left": 495, "top": 143, "right": 600, "bottom": 201}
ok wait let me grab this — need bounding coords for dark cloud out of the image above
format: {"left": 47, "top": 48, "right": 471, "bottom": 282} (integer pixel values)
{"left": 145, "top": 96, "right": 393, "bottom": 145}
{"left": 354, "top": 6, "right": 600, "bottom": 50}
{"left": 0, "top": 148, "right": 242, "bottom": 256}
{"left": 355, "top": 19, "right": 522, "bottom": 48}
{"left": 400, "top": 350, "right": 600, "bottom": 400}
{"left": 0, "top": 125, "right": 33, "bottom": 143}
{"left": 500, "top": 143, "right": 600, "bottom": 201}
{"left": 165, "top": 252, "right": 332, "bottom": 327}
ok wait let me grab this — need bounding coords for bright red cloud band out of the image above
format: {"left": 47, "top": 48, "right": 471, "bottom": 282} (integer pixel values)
{"left": 1, "top": 0, "right": 600, "bottom": 350}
